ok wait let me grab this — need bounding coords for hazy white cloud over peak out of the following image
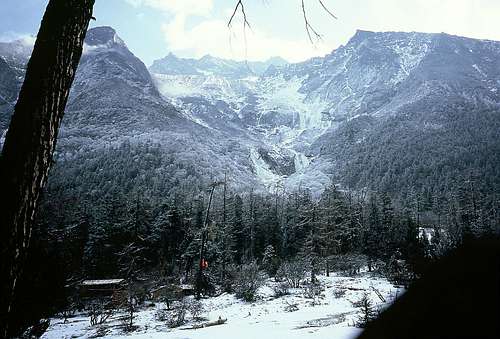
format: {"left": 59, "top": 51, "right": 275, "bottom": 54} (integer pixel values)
{"left": 125, "top": 0, "right": 213, "bottom": 17}
{"left": 124, "top": 0, "right": 329, "bottom": 62}
{"left": 161, "top": 14, "right": 330, "bottom": 62}
{"left": 121, "top": 0, "right": 500, "bottom": 62}
{"left": 0, "top": 32, "right": 36, "bottom": 46}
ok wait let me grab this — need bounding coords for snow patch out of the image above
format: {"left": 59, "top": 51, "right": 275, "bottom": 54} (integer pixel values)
{"left": 42, "top": 273, "right": 403, "bottom": 339}
{"left": 472, "top": 64, "right": 487, "bottom": 78}
{"left": 250, "top": 148, "right": 284, "bottom": 188}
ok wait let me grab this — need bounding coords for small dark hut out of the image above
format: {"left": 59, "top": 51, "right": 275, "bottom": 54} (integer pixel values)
{"left": 79, "top": 279, "right": 127, "bottom": 305}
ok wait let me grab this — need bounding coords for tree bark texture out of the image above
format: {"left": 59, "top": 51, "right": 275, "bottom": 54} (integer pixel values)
{"left": 0, "top": 0, "right": 95, "bottom": 336}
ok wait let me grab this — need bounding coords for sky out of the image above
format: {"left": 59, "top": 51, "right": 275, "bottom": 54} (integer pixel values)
{"left": 1, "top": 0, "right": 499, "bottom": 65}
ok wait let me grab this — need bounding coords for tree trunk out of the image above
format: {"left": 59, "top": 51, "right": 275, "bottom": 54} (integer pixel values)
{"left": 0, "top": 0, "right": 95, "bottom": 336}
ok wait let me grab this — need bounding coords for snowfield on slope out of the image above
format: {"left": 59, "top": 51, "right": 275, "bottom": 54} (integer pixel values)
{"left": 42, "top": 273, "right": 403, "bottom": 339}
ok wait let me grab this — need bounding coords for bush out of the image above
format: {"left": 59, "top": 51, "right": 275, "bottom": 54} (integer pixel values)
{"left": 272, "top": 281, "right": 290, "bottom": 298}
{"left": 303, "top": 282, "right": 324, "bottom": 306}
{"left": 332, "top": 287, "right": 347, "bottom": 298}
{"left": 234, "top": 261, "right": 264, "bottom": 302}
{"left": 303, "top": 282, "right": 324, "bottom": 299}
{"left": 384, "top": 255, "right": 414, "bottom": 287}
{"left": 221, "top": 264, "right": 238, "bottom": 293}
{"left": 187, "top": 299, "right": 205, "bottom": 320}
{"left": 284, "top": 302, "right": 299, "bottom": 312}
{"left": 120, "top": 294, "right": 139, "bottom": 333}
{"left": 88, "top": 300, "right": 114, "bottom": 326}
{"left": 276, "top": 260, "right": 307, "bottom": 288}
{"left": 329, "top": 254, "right": 367, "bottom": 276}
{"left": 166, "top": 298, "right": 188, "bottom": 328}
{"left": 154, "top": 306, "right": 169, "bottom": 322}
{"left": 355, "top": 293, "right": 378, "bottom": 328}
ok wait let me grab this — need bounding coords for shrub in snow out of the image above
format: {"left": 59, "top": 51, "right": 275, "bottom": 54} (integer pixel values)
{"left": 234, "top": 261, "right": 264, "bottom": 302}
{"left": 221, "top": 263, "right": 239, "bottom": 293}
{"left": 167, "top": 298, "right": 188, "bottom": 328}
{"left": 88, "top": 300, "right": 114, "bottom": 326}
{"left": 303, "top": 282, "right": 325, "bottom": 306}
{"left": 120, "top": 294, "right": 138, "bottom": 332}
{"left": 272, "top": 281, "right": 290, "bottom": 297}
{"left": 154, "top": 306, "right": 169, "bottom": 322}
{"left": 384, "top": 254, "right": 414, "bottom": 287}
{"left": 276, "top": 260, "right": 307, "bottom": 288}
{"left": 355, "top": 293, "right": 378, "bottom": 328}
{"left": 303, "top": 282, "right": 324, "bottom": 300}
{"left": 187, "top": 299, "right": 205, "bottom": 320}
{"left": 284, "top": 302, "right": 299, "bottom": 312}
{"left": 329, "top": 254, "right": 367, "bottom": 276}
{"left": 332, "top": 287, "right": 347, "bottom": 298}
{"left": 58, "top": 298, "right": 77, "bottom": 323}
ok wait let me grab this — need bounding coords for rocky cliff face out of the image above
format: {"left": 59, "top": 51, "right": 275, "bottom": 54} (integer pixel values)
{"left": 148, "top": 29, "right": 500, "bottom": 192}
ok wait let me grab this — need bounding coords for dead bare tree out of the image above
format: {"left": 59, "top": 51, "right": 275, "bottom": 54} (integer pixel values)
{"left": 0, "top": 1, "right": 95, "bottom": 336}
{"left": 196, "top": 181, "right": 224, "bottom": 299}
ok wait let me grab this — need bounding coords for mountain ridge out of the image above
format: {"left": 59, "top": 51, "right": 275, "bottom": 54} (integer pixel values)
{"left": 1, "top": 27, "right": 499, "bottom": 196}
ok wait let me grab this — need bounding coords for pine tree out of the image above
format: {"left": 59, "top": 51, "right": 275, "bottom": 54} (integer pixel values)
{"left": 363, "top": 195, "right": 382, "bottom": 270}
{"left": 231, "top": 194, "right": 246, "bottom": 264}
{"left": 356, "top": 293, "right": 378, "bottom": 328}
{"left": 261, "top": 245, "right": 279, "bottom": 277}
{"left": 380, "top": 192, "right": 395, "bottom": 254}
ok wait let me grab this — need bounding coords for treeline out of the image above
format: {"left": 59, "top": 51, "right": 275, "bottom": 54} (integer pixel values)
{"left": 321, "top": 108, "right": 500, "bottom": 200}
{"left": 13, "top": 173, "right": 498, "bottom": 326}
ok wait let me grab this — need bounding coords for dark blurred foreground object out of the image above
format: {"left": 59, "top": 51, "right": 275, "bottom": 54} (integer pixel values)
{"left": 357, "top": 238, "right": 500, "bottom": 339}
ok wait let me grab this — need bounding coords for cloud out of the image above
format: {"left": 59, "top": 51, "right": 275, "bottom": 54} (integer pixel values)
{"left": 361, "top": 0, "right": 500, "bottom": 41}
{"left": 125, "top": 0, "right": 213, "bottom": 17}
{"left": 0, "top": 32, "right": 36, "bottom": 46}
{"left": 123, "top": 0, "right": 329, "bottom": 61}
{"left": 162, "top": 15, "right": 329, "bottom": 62}
{"left": 123, "top": 0, "right": 500, "bottom": 62}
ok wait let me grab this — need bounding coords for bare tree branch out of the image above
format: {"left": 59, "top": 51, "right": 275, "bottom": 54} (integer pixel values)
{"left": 229, "top": 1, "right": 337, "bottom": 46}
{"left": 318, "top": 0, "right": 338, "bottom": 20}
{"left": 228, "top": 0, "right": 251, "bottom": 30}
{"left": 301, "top": 0, "right": 323, "bottom": 44}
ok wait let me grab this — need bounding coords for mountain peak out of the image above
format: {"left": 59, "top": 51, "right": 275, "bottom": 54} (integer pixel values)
{"left": 265, "top": 56, "right": 289, "bottom": 66}
{"left": 199, "top": 54, "right": 220, "bottom": 63}
{"left": 85, "top": 26, "right": 124, "bottom": 47}
{"left": 352, "top": 29, "right": 375, "bottom": 39}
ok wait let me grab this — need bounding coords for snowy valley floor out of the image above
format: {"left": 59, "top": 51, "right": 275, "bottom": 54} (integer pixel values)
{"left": 42, "top": 273, "right": 404, "bottom": 339}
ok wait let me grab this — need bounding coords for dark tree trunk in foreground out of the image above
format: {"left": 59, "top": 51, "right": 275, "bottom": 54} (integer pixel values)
{"left": 0, "top": 0, "right": 95, "bottom": 336}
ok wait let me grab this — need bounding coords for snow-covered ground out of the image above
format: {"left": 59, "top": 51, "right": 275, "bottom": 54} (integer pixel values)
{"left": 42, "top": 273, "right": 403, "bottom": 339}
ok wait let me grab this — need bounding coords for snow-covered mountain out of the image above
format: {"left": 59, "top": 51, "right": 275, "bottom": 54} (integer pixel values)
{"left": 1, "top": 27, "right": 499, "bottom": 195}
{"left": 149, "top": 30, "right": 500, "bottom": 192}
{"left": 0, "top": 27, "right": 269, "bottom": 193}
